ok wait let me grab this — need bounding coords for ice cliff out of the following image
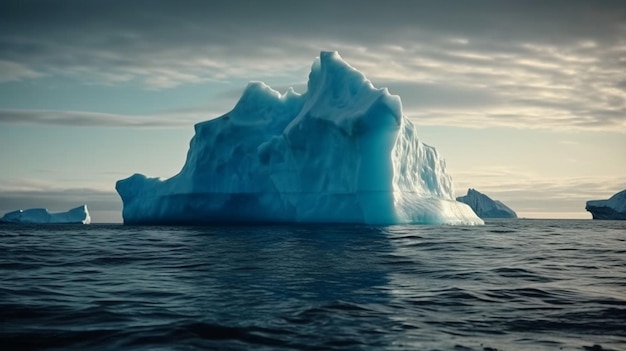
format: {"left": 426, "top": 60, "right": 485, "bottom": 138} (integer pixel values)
{"left": 456, "top": 188, "right": 517, "bottom": 219}
{"left": 586, "top": 189, "right": 626, "bottom": 220}
{"left": 116, "top": 51, "right": 483, "bottom": 225}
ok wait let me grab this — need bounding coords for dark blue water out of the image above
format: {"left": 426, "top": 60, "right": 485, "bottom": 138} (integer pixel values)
{"left": 1, "top": 220, "right": 625, "bottom": 351}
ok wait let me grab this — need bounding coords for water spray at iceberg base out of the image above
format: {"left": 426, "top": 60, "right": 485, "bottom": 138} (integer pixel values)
{"left": 116, "top": 52, "right": 483, "bottom": 225}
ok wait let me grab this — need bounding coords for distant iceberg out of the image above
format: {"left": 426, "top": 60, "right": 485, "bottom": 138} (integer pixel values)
{"left": 0, "top": 205, "right": 91, "bottom": 224}
{"left": 456, "top": 189, "right": 517, "bottom": 219}
{"left": 586, "top": 189, "right": 626, "bottom": 220}
{"left": 116, "top": 51, "right": 483, "bottom": 225}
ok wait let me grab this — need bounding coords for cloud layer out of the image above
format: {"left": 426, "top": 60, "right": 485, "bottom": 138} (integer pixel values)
{"left": 1, "top": 0, "right": 625, "bottom": 131}
{"left": 0, "top": 109, "right": 205, "bottom": 128}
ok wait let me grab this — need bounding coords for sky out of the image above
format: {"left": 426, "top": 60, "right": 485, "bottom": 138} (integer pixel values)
{"left": 0, "top": 0, "right": 625, "bottom": 222}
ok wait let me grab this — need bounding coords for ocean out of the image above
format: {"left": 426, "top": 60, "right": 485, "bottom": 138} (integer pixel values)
{"left": 1, "top": 219, "right": 625, "bottom": 351}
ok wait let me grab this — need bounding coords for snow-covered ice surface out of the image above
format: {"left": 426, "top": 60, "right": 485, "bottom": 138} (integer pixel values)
{"left": 586, "top": 189, "right": 626, "bottom": 220}
{"left": 116, "top": 52, "right": 483, "bottom": 225}
{"left": 456, "top": 188, "right": 517, "bottom": 219}
{"left": 0, "top": 205, "right": 91, "bottom": 224}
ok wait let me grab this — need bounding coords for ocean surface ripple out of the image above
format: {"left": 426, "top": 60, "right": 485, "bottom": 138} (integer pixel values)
{"left": 1, "top": 219, "right": 625, "bottom": 350}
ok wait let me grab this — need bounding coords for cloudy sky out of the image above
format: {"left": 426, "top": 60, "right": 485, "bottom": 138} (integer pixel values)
{"left": 1, "top": 0, "right": 625, "bottom": 222}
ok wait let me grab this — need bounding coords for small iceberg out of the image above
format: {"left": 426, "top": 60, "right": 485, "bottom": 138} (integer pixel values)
{"left": 586, "top": 189, "right": 626, "bottom": 220}
{"left": 456, "top": 188, "right": 517, "bottom": 219}
{"left": 0, "top": 205, "right": 91, "bottom": 224}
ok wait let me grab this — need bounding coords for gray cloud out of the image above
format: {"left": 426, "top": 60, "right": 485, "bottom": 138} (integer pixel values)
{"left": 0, "top": 0, "right": 624, "bottom": 131}
{"left": 0, "top": 109, "right": 203, "bottom": 127}
{"left": 3, "top": 1, "right": 623, "bottom": 43}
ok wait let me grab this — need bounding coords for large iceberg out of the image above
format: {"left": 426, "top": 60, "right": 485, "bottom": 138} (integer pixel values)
{"left": 116, "top": 51, "right": 482, "bottom": 225}
{"left": 585, "top": 189, "right": 626, "bottom": 220}
{"left": 0, "top": 205, "right": 91, "bottom": 224}
{"left": 456, "top": 188, "right": 517, "bottom": 219}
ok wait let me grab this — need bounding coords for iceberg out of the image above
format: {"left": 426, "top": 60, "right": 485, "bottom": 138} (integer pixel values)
{"left": 585, "top": 189, "right": 626, "bottom": 220}
{"left": 116, "top": 51, "right": 483, "bottom": 225}
{"left": 0, "top": 205, "right": 91, "bottom": 224}
{"left": 456, "top": 188, "right": 517, "bottom": 219}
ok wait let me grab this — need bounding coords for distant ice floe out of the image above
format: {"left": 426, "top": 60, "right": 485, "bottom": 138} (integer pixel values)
{"left": 0, "top": 205, "right": 91, "bottom": 224}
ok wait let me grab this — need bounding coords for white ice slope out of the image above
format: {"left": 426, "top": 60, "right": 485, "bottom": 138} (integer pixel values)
{"left": 116, "top": 52, "right": 482, "bottom": 225}
{"left": 0, "top": 205, "right": 91, "bottom": 224}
